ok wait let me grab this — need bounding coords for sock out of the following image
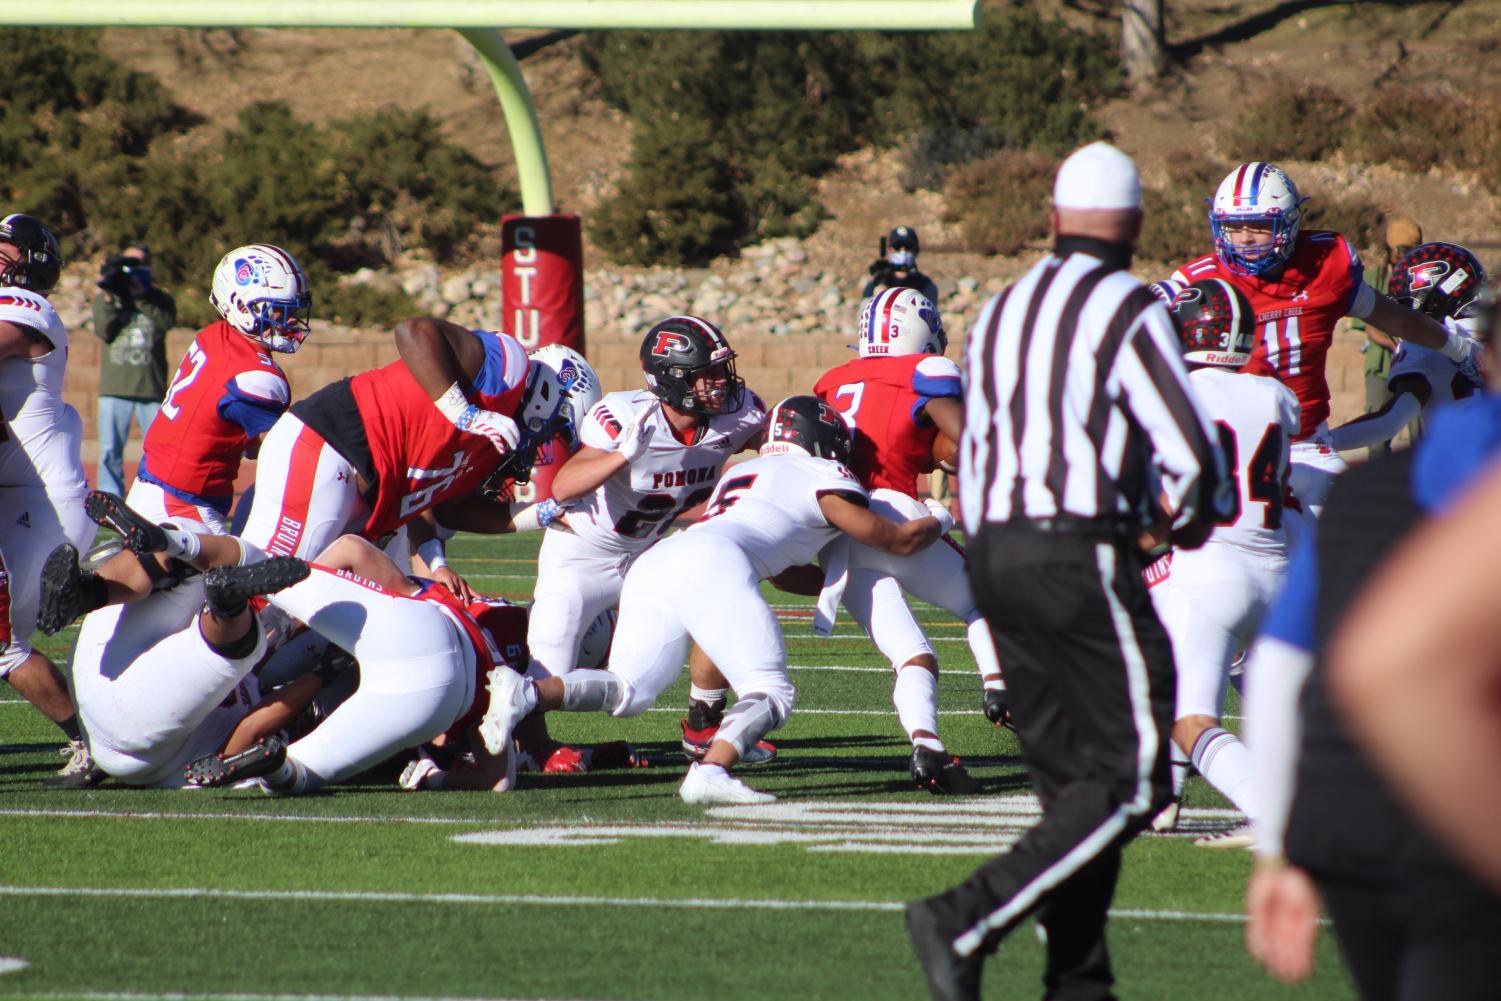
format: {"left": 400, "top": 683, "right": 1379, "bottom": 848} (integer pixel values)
{"left": 892, "top": 663, "right": 943, "bottom": 750}
{"left": 1191, "top": 726, "right": 1254, "bottom": 816}
{"left": 1170, "top": 744, "right": 1191, "bottom": 799}
{"left": 560, "top": 670, "right": 622, "bottom": 713}
{"left": 160, "top": 526, "right": 202, "bottom": 561}
{"left": 264, "top": 756, "right": 308, "bottom": 795}
{"left": 981, "top": 673, "right": 1006, "bottom": 693}
{"left": 686, "top": 694, "right": 726, "bottom": 730}
{"left": 78, "top": 573, "right": 110, "bottom": 617}
{"left": 204, "top": 617, "right": 262, "bottom": 660}
{"left": 57, "top": 714, "right": 82, "bottom": 742}
{"left": 689, "top": 684, "right": 727, "bottom": 706}
{"left": 967, "top": 617, "right": 1003, "bottom": 683}
{"left": 697, "top": 762, "right": 729, "bottom": 779}
{"left": 235, "top": 539, "right": 267, "bottom": 566}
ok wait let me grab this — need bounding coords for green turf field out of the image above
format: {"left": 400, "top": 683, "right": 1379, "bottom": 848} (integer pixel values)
{"left": 0, "top": 531, "right": 1354, "bottom": 1000}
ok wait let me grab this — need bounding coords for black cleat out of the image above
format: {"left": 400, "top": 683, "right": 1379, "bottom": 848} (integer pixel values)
{"left": 85, "top": 491, "right": 168, "bottom": 555}
{"left": 185, "top": 735, "right": 287, "bottom": 787}
{"left": 912, "top": 746, "right": 982, "bottom": 795}
{"left": 982, "top": 689, "right": 1016, "bottom": 732}
{"left": 202, "top": 558, "right": 310, "bottom": 618}
{"left": 37, "top": 544, "right": 106, "bottom": 635}
{"left": 905, "top": 897, "right": 983, "bottom": 1001}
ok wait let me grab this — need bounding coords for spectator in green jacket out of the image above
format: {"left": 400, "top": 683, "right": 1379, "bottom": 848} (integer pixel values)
{"left": 1350, "top": 217, "right": 1421, "bottom": 456}
{"left": 92, "top": 243, "right": 176, "bottom": 497}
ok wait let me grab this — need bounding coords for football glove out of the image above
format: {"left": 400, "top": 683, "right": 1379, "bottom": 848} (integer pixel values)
{"left": 616, "top": 403, "right": 660, "bottom": 463}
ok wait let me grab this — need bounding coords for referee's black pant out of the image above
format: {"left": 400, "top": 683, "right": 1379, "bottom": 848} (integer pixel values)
{"left": 922, "top": 521, "right": 1175, "bottom": 1000}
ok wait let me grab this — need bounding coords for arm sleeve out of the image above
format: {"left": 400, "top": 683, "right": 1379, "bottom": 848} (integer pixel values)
{"left": 1346, "top": 281, "right": 1377, "bottom": 321}
{"left": 1330, "top": 393, "right": 1422, "bottom": 452}
{"left": 468, "top": 331, "right": 528, "bottom": 397}
{"left": 217, "top": 370, "right": 291, "bottom": 439}
{"left": 1110, "top": 294, "right": 1229, "bottom": 542}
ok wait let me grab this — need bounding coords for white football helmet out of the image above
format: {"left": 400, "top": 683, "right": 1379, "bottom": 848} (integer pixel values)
{"left": 856, "top": 286, "right": 945, "bottom": 358}
{"left": 1209, "top": 163, "right": 1309, "bottom": 277}
{"left": 576, "top": 609, "right": 617, "bottom": 670}
{"left": 521, "top": 344, "right": 601, "bottom": 452}
{"left": 209, "top": 243, "right": 312, "bottom": 353}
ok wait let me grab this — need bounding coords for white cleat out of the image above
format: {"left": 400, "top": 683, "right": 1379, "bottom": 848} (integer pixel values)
{"left": 399, "top": 755, "right": 442, "bottom": 792}
{"left": 679, "top": 762, "right": 775, "bottom": 805}
{"left": 478, "top": 667, "right": 536, "bottom": 757}
{"left": 1194, "top": 823, "right": 1255, "bottom": 850}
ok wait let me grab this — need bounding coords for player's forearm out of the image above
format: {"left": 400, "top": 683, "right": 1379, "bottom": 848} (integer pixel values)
{"left": 550, "top": 450, "right": 628, "bottom": 503}
{"left": 1329, "top": 392, "right": 1421, "bottom": 452}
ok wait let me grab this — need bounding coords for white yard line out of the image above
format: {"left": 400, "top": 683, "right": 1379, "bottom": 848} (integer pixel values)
{"left": 0, "top": 883, "right": 1252, "bottom": 924}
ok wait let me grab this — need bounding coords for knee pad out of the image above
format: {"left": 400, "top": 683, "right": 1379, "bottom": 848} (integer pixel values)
{"left": 561, "top": 670, "right": 624, "bottom": 714}
{"left": 715, "top": 688, "right": 793, "bottom": 757}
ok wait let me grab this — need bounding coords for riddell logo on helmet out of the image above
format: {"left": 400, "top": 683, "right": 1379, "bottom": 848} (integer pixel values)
{"left": 650, "top": 330, "right": 691, "bottom": 357}
{"left": 1202, "top": 352, "right": 1245, "bottom": 365}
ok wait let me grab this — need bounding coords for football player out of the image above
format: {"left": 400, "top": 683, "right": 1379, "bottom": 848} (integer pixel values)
{"left": 523, "top": 315, "right": 766, "bottom": 752}
{"left": 1146, "top": 279, "right": 1300, "bottom": 848}
{"left": 1331, "top": 242, "right": 1486, "bottom": 453}
{"left": 1170, "top": 163, "right": 1477, "bottom": 518}
{"left": 0, "top": 213, "right": 99, "bottom": 783}
{"left": 478, "top": 396, "right": 948, "bottom": 805}
{"left": 128, "top": 244, "right": 310, "bottom": 533}
{"left": 240, "top": 316, "right": 597, "bottom": 572}
{"left": 812, "top": 287, "right": 1004, "bottom": 793}
{"left": 48, "top": 492, "right": 315, "bottom": 787}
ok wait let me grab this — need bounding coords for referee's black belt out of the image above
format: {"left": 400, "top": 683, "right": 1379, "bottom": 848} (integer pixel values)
{"left": 1001, "top": 514, "right": 1137, "bottom": 540}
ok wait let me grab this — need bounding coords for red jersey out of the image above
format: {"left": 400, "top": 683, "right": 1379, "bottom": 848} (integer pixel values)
{"left": 814, "top": 353, "right": 963, "bottom": 497}
{"left": 1172, "top": 231, "right": 1364, "bottom": 440}
{"left": 140, "top": 321, "right": 289, "bottom": 507}
{"left": 349, "top": 331, "right": 529, "bottom": 538}
{"left": 420, "top": 586, "right": 530, "bottom": 742}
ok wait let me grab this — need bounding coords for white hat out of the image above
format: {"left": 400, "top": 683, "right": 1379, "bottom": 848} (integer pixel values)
{"left": 1053, "top": 141, "right": 1142, "bottom": 211}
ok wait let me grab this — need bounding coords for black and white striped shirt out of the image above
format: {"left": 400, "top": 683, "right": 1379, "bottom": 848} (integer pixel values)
{"left": 959, "top": 236, "right": 1226, "bottom": 534}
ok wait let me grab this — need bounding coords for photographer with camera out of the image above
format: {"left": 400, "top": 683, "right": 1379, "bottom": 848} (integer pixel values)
{"left": 92, "top": 242, "right": 176, "bottom": 497}
{"left": 861, "top": 225, "right": 939, "bottom": 304}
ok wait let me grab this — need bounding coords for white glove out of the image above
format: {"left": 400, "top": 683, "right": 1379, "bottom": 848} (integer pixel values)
{"left": 461, "top": 408, "right": 521, "bottom": 455}
{"left": 923, "top": 497, "right": 955, "bottom": 534}
{"left": 616, "top": 403, "right": 660, "bottom": 463}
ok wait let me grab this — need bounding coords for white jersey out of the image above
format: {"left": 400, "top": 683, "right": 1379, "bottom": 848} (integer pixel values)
{"left": 689, "top": 452, "right": 868, "bottom": 580}
{"left": 1191, "top": 367, "right": 1299, "bottom": 558}
{"left": 0, "top": 288, "right": 86, "bottom": 491}
{"left": 563, "top": 388, "right": 765, "bottom": 554}
{"left": 1388, "top": 316, "right": 1481, "bottom": 417}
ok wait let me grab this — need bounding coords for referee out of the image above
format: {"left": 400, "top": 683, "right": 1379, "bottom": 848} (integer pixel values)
{"left": 906, "top": 142, "right": 1230, "bottom": 1001}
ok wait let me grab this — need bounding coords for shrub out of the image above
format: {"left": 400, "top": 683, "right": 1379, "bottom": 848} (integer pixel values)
{"left": 942, "top": 151, "right": 1054, "bottom": 256}
{"left": 1346, "top": 85, "right": 1464, "bottom": 174}
{"left": 1301, "top": 189, "right": 1383, "bottom": 254}
{"left": 1139, "top": 152, "right": 1229, "bottom": 265}
{"left": 582, "top": 10, "right": 1117, "bottom": 263}
{"left": 1220, "top": 81, "right": 1352, "bottom": 163}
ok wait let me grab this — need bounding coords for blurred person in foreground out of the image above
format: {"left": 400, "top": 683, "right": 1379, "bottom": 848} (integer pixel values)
{"left": 92, "top": 242, "right": 176, "bottom": 497}
{"left": 1243, "top": 291, "right": 1501, "bottom": 998}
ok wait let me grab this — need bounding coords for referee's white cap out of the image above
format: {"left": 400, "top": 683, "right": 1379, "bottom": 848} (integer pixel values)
{"left": 1053, "top": 142, "right": 1141, "bottom": 211}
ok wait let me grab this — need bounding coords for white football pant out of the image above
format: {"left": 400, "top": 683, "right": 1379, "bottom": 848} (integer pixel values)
{"left": 124, "top": 479, "right": 230, "bottom": 535}
{"left": 527, "top": 527, "right": 637, "bottom": 678}
{"left": 241, "top": 415, "right": 368, "bottom": 559}
{"left": 1288, "top": 424, "right": 1346, "bottom": 521}
{"left": 266, "top": 567, "right": 474, "bottom": 790}
{"left": 72, "top": 580, "right": 262, "bottom": 787}
{"left": 606, "top": 532, "right": 794, "bottom": 723}
{"left": 1150, "top": 541, "right": 1287, "bottom": 721}
{"left": 0, "top": 485, "right": 96, "bottom": 676}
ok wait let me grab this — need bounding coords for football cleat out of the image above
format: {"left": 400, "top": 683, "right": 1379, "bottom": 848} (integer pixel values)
{"left": 399, "top": 755, "right": 442, "bottom": 792}
{"left": 184, "top": 736, "right": 287, "bottom": 787}
{"left": 37, "top": 544, "right": 105, "bottom": 636}
{"left": 982, "top": 689, "right": 1015, "bottom": 731}
{"left": 202, "top": 557, "right": 310, "bottom": 618}
{"left": 85, "top": 491, "right": 168, "bottom": 554}
{"left": 45, "top": 739, "right": 105, "bottom": 788}
{"left": 679, "top": 762, "right": 775, "bottom": 805}
{"left": 477, "top": 667, "right": 537, "bottom": 757}
{"left": 906, "top": 896, "right": 984, "bottom": 1001}
{"left": 680, "top": 719, "right": 777, "bottom": 766}
{"left": 1194, "top": 823, "right": 1255, "bottom": 850}
{"left": 911, "top": 746, "right": 982, "bottom": 795}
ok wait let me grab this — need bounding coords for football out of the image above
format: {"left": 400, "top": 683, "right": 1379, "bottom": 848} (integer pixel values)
{"left": 932, "top": 431, "right": 959, "bottom": 474}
